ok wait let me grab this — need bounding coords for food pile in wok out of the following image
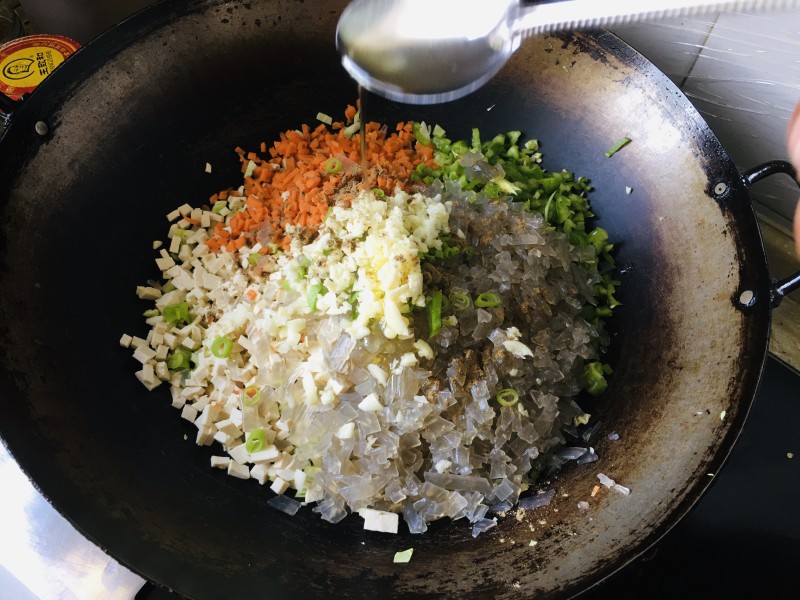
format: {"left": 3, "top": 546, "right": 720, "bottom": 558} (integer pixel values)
{"left": 122, "top": 106, "right": 619, "bottom": 535}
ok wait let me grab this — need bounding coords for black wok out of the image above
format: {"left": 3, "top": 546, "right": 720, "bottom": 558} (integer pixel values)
{"left": 0, "top": 1, "right": 795, "bottom": 597}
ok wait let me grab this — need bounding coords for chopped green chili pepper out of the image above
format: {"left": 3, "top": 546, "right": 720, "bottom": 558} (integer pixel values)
{"left": 210, "top": 336, "right": 233, "bottom": 358}
{"left": 324, "top": 157, "right": 342, "bottom": 174}
{"left": 166, "top": 347, "right": 192, "bottom": 371}
{"left": 412, "top": 122, "right": 431, "bottom": 146}
{"left": 427, "top": 290, "right": 443, "bottom": 338}
{"left": 163, "top": 301, "right": 190, "bottom": 326}
{"left": 449, "top": 293, "right": 472, "bottom": 312}
{"left": 307, "top": 283, "right": 328, "bottom": 312}
{"left": 496, "top": 388, "right": 519, "bottom": 407}
{"left": 245, "top": 428, "right": 267, "bottom": 454}
{"left": 605, "top": 137, "right": 631, "bottom": 158}
{"left": 475, "top": 292, "right": 502, "bottom": 308}
{"left": 243, "top": 385, "right": 261, "bottom": 407}
{"left": 584, "top": 362, "right": 608, "bottom": 396}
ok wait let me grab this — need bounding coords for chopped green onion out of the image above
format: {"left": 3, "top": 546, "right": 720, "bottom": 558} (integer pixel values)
{"left": 161, "top": 281, "right": 176, "bottom": 294}
{"left": 343, "top": 121, "right": 361, "bottom": 138}
{"left": 243, "top": 159, "right": 257, "bottom": 178}
{"left": 427, "top": 290, "right": 443, "bottom": 337}
{"left": 497, "top": 388, "right": 519, "bottom": 407}
{"left": 142, "top": 308, "right": 160, "bottom": 318}
{"left": 316, "top": 111, "right": 333, "bottom": 125}
{"left": 280, "top": 279, "right": 294, "bottom": 292}
{"left": 605, "top": 137, "right": 631, "bottom": 158}
{"left": 245, "top": 428, "right": 267, "bottom": 454}
{"left": 163, "top": 301, "right": 190, "bottom": 326}
{"left": 243, "top": 385, "right": 261, "bottom": 407}
{"left": 474, "top": 292, "right": 502, "bottom": 308}
{"left": 450, "top": 293, "right": 472, "bottom": 311}
{"left": 412, "top": 122, "right": 431, "bottom": 146}
{"left": 211, "top": 201, "right": 227, "bottom": 215}
{"left": 307, "top": 283, "right": 328, "bottom": 312}
{"left": 210, "top": 336, "right": 233, "bottom": 358}
{"left": 247, "top": 253, "right": 261, "bottom": 266}
{"left": 324, "top": 157, "right": 342, "bottom": 174}
{"left": 584, "top": 362, "right": 608, "bottom": 396}
{"left": 371, "top": 188, "right": 385, "bottom": 198}
{"left": 393, "top": 548, "right": 414, "bottom": 563}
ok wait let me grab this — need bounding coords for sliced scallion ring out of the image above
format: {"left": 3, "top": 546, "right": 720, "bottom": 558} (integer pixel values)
{"left": 210, "top": 336, "right": 233, "bottom": 358}
{"left": 450, "top": 293, "right": 472, "bottom": 312}
{"left": 496, "top": 388, "right": 519, "bottom": 407}
{"left": 245, "top": 428, "right": 267, "bottom": 454}
{"left": 325, "top": 157, "right": 342, "bottom": 174}
{"left": 243, "top": 385, "right": 261, "bottom": 407}
{"left": 475, "top": 292, "right": 502, "bottom": 308}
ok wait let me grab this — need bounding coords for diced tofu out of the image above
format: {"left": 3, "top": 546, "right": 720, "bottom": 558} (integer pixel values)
{"left": 228, "top": 443, "right": 250, "bottom": 465}
{"left": 196, "top": 427, "right": 215, "bottom": 446}
{"left": 227, "top": 461, "right": 250, "bottom": 479}
{"left": 210, "top": 456, "right": 230, "bottom": 469}
{"left": 248, "top": 445, "right": 280, "bottom": 464}
{"left": 215, "top": 418, "right": 242, "bottom": 438}
{"left": 358, "top": 508, "right": 399, "bottom": 534}
{"left": 132, "top": 345, "right": 157, "bottom": 364}
{"left": 180, "top": 405, "right": 198, "bottom": 423}
{"left": 250, "top": 463, "right": 269, "bottom": 485}
{"left": 270, "top": 477, "right": 291, "bottom": 495}
{"left": 213, "top": 430, "right": 235, "bottom": 446}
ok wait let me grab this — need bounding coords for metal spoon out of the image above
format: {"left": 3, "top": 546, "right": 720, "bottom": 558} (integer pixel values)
{"left": 336, "top": 0, "right": 799, "bottom": 104}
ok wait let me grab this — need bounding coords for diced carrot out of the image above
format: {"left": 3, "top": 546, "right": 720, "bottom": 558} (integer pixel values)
{"left": 205, "top": 105, "right": 434, "bottom": 253}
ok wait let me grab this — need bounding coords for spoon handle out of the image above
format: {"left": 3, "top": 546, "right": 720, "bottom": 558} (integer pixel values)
{"left": 515, "top": 0, "right": 800, "bottom": 38}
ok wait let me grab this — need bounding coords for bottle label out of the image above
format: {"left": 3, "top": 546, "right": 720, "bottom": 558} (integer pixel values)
{"left": 0, "top": 35, "right": 80, "bottom": 100}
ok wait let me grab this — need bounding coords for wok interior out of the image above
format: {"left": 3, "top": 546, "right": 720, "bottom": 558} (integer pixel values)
{"left": 0, "top": 1, "right": 769, "bottom": 597}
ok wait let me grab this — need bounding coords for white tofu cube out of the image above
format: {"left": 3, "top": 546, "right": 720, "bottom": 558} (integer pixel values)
{"left": 248, "top": 445, "right": 280, "bottom": 464}
{"left": 180, "top": 405, "right": 198, "bottom": 423}
{"left": 227, "top": 461, "right": 250, "bottom": 479}
{"left": 358, "top": 508, "right": 399, "bottom": 534}
{"left": 215, "top": 418, "right": 242, "bottom": 438}
{"left": 196, "top": 427, "right": 215, "bottom": 446}
{"left": 210, "top": 456, "right": 230, "bottom": 469}
{"left": 228, "top": 443, "right": 250, "bottom": 465}
{"left": 270, "top": 477, "right": 291, "bottom": 495}
{"left": 250, "top": 464, "right": 269, "bottom": 485}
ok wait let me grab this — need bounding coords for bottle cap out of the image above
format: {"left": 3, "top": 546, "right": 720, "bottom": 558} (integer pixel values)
{"left": 0, "top": 34, "right": 80, "bottom": 101}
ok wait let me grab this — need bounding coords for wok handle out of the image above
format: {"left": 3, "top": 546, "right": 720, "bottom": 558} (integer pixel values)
{"left": 741, "top": 160, "right": 800, "bottom": 307}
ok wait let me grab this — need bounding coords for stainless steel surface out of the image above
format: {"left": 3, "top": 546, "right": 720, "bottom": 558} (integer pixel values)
{"left": 336, "top": 0, "right": 800, "bottom": 104}
{"left": 0, "top": 443, "right": 144, "bottom": 599}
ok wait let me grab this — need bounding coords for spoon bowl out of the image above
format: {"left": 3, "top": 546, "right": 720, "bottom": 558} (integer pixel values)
{"left": 336, "top": 0, "right": 521, "bottom": 104}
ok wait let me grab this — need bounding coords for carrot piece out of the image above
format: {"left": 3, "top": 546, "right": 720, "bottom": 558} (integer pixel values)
{"left": 205, "top": 105, "right": 435, "bottom": 253}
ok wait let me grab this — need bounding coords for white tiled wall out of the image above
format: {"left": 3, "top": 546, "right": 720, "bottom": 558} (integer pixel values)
{"left": 612, "top": 10, "right": 800, "bottom": 230}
